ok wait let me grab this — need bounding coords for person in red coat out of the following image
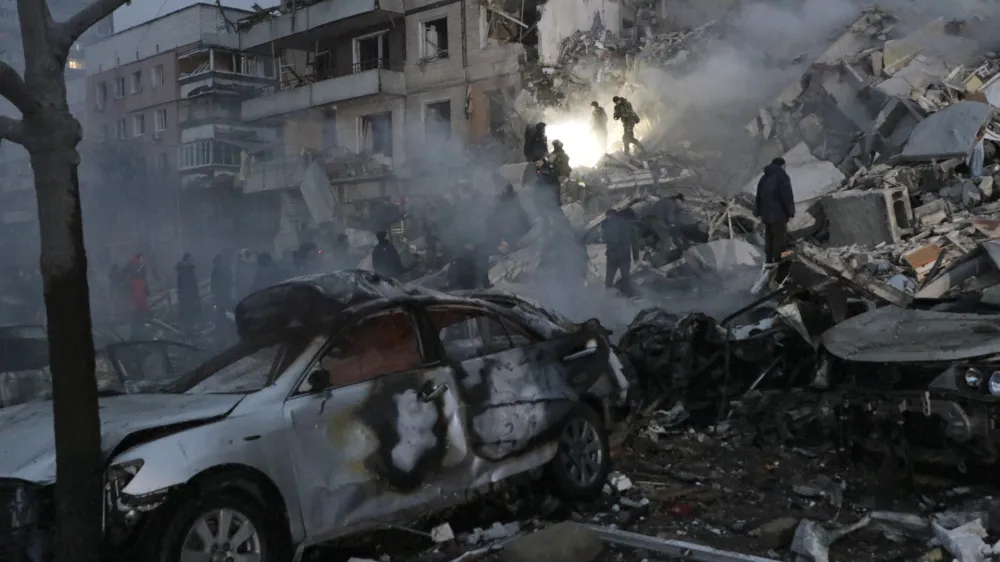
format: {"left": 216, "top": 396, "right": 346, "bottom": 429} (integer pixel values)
{"left": 127, "top": 254, "right": 150, "bottom": 337}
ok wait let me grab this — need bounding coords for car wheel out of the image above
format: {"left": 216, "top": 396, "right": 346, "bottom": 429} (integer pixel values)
{"left": 546, "top": 404, "right": 611, "bottom": 501}
{"left": 146, "top": 488, "right": 288, "bottom": 562}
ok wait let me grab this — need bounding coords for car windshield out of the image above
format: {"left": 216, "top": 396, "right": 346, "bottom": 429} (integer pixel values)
{"left": 168, "top": 330, "right": 316, "bottom": 395}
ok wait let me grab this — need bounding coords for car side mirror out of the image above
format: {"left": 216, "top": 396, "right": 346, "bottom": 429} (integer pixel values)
{"left": 307, "top": 368, "right": 330, "bottom": 393}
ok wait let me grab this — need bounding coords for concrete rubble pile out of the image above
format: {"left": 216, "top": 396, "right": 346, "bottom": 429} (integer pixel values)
{"left": 521, "top": 21, "right": 723, "bottom": 109}
{"left": 738, "top": 7, "right": 1000, "bottom": 301}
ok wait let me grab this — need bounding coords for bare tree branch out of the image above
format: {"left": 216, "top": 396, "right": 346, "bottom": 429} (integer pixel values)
{"left": 0, "top": 61, "right": 37, "bottom": 116}
{"left": 0, "top": 115, "right": 25, "bottom": 144}
{"left": 55, "top": 0, "right": 130, "bottom": 53}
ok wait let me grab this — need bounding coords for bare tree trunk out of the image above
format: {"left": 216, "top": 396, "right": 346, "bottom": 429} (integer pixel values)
{"left": 0, "top": 1, "right": 133, "bottom": 561}
{"left": 30, "top": 139, "right": 103, "bottom": 562}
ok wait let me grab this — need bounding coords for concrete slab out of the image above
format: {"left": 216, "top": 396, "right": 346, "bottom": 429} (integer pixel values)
{"left": 683, "top": 239, "right": 763, "bottom": 272}
{"left": 742, "top": 142, "right": 845, "bottom": 203}
{"left": 822, "top": 187, "right": 913, "bottom": 248}
{"left": 504, "top": 522, "right": 603, "bottom": 562}
{"left": 901, "top": 101, "right": 992, "bottom": 162}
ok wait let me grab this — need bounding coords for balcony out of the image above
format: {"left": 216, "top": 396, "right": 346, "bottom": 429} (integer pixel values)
{"left": 238, "top": 0, "right": 404, "bottom": 53}
{"left": 242, "top": 148, "right": 395, "bottom": 194}
{"left": 241, "top": 61, "right": 405, "bottom": 122}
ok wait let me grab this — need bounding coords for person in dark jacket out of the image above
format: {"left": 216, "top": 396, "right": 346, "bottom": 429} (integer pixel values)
{"left": 591, "top": 101, "right": 608, "bottom": 153}
{"left": 754, "top": 157, "right": 795, "bottom": 272}
{"left": 488, "top": 184, "right": 531, "bottom": 249}
{"left": 372, "top": 231, "right": 404, "bottom": 279}
{"left": 603, "top": 208, "right": 640, "bottom": 295}
{"left": 252, "top": 252, "right": 285, "bottom": 292}
{"left": 524, "top": 122, "right": 549, "bottom": 162}
{"left": 175, "top": 253, "right": 201, "bottom": 333}
{"left": 293, "top": 242, "right": 322, "bottom": 275}
{"left": 448, "top": 242, "right": 482, "bottom": 290}
{"left": 210, "top": 251, "right": 233, "bottom": 313}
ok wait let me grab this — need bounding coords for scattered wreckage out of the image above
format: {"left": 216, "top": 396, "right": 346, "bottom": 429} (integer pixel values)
{"left": 0, "top": 271, "right": 629, "bottom": 562}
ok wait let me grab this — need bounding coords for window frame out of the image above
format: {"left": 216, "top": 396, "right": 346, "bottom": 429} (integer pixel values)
{"left": 291, "top": 305, "right": 429, "bottom": 396}
{"left": 131, "top": 113, "right": 145, "bottom": 136}
{"left": 154, "top": 108, "right": 167, "bottom": 131}
{"left": 420, "top": 17, "right": 449, "bottom": 60}
{"left": 113, "top": 76, "right": 125, "bottom": 98}
{"left": 152, "top": 64, "right": 164, "bottom": 87}
{"left": 424, "top": 304, "right": 527, "bottom": 362}
{"left": 130, "top": 70, "right": 142, "bottom": 94}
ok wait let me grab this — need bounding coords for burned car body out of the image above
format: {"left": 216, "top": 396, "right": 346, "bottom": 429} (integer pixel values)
{"left": 0, "top": 271, "right": 628, "bottom": 562}
{"left": 818, "top": 304, "right": 1000, "bottom": 471}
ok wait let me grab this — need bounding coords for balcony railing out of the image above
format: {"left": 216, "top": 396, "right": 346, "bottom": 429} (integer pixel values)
{"left": 264, "top": 58, "right": 404, "bottom": 94}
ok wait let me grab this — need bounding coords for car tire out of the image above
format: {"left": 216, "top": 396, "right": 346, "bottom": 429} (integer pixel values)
{"left": 546, "top": 404, "right": 612, "bottom": 501}
{"left": 143, "top": 488, "right": 289, "bottom": 562}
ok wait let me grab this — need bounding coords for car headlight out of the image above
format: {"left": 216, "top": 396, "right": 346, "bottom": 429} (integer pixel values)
{"left": 106, "top": 460, "right": 144, "bottom": 492}
{"left": 989, "top": 372, "right": 1000, "bottom": 396}
{"left": 965, "top": 368, "right": 984, "bottom": 388}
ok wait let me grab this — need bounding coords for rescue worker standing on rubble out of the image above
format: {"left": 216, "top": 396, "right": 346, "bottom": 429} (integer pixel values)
{"left": 591, "top": 101, "right": 608, "bottom": 154}
{"left": 372, "top": 231, "right": 405, "bottom": 279}
{"left": 755, "top": 157, "right": 795, "bottom": 282}
{"left": 603, "top": 208, "right": 640, "bottom": 295}
{"left": 613, "top": 96, "right": 645, "bottom": 157}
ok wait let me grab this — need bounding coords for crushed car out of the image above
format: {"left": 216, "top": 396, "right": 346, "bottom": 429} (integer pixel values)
{"left": 0, "top": 270, "right": 629, "bottom": 562}
{"left": 0, "top": 325, "right": 207, "bottom": 409}
{"left": 817, "top": 301, "right": 1000, "bottom": 473}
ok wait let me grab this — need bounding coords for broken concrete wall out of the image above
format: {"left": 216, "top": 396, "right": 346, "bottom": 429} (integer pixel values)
{"left": 537, "top": 0, "right": 621, "bottom": 65}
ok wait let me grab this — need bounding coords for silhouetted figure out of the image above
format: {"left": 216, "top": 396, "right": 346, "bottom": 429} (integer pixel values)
{"left": 176, "top": 253, "right": 201, "bottom": 333}
{"left": 234, "top": 248, "right": 257, "bottom": 300}
{"left": 603, "top": 208, "right": 640, "bottom": 295}
{"left": 372, "top": 231, "right": 404, "bottom": 279}
{"left": 755, "top": 157, "right": 795, "bottom": 282}
{"left": 253, "top": 252, "right": 285, "bottom": 292}
{"left": 210, "top": 251, "right": 233, "bottom": 312}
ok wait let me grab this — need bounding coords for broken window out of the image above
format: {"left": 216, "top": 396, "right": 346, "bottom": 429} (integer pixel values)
{"left": 481, "top": 7, "right": 519, "bottom": 45}
{"left": 425, "top": 100, "right": 451, "bottom": 141}
{"left": 427, "top": 307, "right": 517, "bottom": 361}
{"left": 315, "top": 309, "right": 424, "bottom": 389}
{"left": 359, "top": 112, "right": 393, "bottom": 157}
{"left": 130, "top": 70, "right": 142, "bottom": 94}
{"left": 354, "top": 31, "right": 389, "bottom": 72}
{"left": 114, "top": 76, "right": 125, "bottom": 98}
{"left": 421, "top": 18, "right": 449, "bottom": 60}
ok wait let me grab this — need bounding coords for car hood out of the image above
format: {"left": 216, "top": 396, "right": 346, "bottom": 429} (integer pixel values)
{"left": 0, "top": 393, "right": 244, "bottom": 484}
{"left": 823, "top": 305, "right": 1000, "bottom": 362}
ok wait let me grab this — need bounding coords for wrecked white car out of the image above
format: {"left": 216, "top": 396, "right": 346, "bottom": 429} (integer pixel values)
{"left": 0, "top": 325, "right": 207, "bottom": 409}
{"left": 0, "top": 271, "right": 628, "bottom": 562}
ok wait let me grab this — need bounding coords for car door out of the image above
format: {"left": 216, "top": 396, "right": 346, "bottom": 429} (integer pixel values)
{"left": 282, "top": 306, "right": 471, "bottom": 541}
{"left": 425, "top": 305, "right": 616, "bottom": 465}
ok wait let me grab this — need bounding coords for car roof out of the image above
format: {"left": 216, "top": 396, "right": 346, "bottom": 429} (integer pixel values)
{"left": 233, "top": 270, "right": 501, "bottom": 340}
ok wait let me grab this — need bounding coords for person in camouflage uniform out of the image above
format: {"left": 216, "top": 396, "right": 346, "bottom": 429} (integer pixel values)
{"left": 613, "top": 96, "right": 646, "bottom": 157}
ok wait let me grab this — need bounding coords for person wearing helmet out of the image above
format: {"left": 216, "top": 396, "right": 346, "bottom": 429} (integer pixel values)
{"left": 549, "top": 139, "right": 571, "bottom": 182}
{"left": 613, "top": 96, "right": 645, "bottom": 157}
{"left": 591, "top": 101, "right": 608, "bottom": 153}
{"left": 523, "top": 122, "right": 549, "bottom": 162}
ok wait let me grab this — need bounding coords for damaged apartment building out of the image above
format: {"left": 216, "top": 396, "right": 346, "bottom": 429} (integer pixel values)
{"left": 233, "top": 0, "right": 643, "bottom": 250}
{"left": 81, "top": 3, "right": 281, "bottom": 264}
